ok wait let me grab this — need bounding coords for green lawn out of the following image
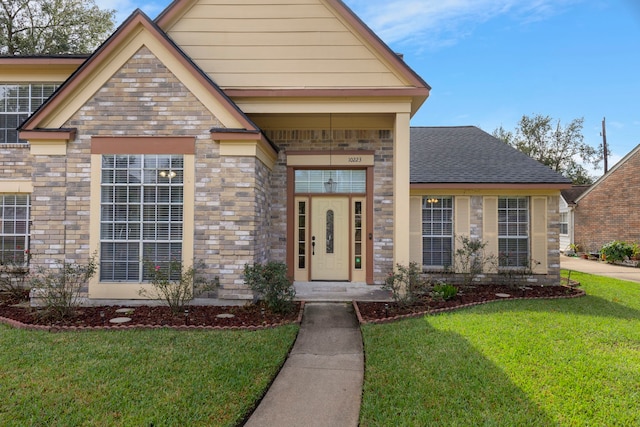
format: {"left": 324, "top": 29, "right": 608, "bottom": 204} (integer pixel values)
{"left": 0, "top": 325, "right": 298, "bottom": 426}
{"left": 360, "top": 271, "right": 640, "bottom": 426}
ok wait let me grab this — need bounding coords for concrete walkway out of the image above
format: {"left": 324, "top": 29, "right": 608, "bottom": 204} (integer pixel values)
{"left": 244, "top": 303, "right": 363, "bottom": 427}
{"left": 561, "top": 255, "right": 640, "bottom": 283}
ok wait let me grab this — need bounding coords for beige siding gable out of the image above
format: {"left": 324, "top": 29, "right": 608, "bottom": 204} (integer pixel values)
{"left": 21, "top": 13, "right": 257, "bottom": 133}
{"left": 164, "top": 0, "right": 414, "bottom": 89}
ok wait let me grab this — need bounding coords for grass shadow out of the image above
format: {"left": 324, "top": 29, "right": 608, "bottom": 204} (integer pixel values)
{"left": 360, "top": 320, "right": 556, "bottom": 426}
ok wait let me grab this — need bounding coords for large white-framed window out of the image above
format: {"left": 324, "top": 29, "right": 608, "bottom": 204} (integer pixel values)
{"left": 422, "top": 196, "right": 453, "bottom": 267}
{"left": 0, "top": 194, "right": 30, "bottom": 264}
{"left": 100, "top": 154, "right": 184, "bottom": 281}
{"left": 498, "top": 197, "right": 529, "bottom": 267}
{"left": 0, "top": 83, "right": 58, "bottom": 144}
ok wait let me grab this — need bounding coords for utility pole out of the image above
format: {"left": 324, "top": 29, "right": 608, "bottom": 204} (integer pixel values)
{"left": 602, "top": 117, "right": 608, "bottom": 174}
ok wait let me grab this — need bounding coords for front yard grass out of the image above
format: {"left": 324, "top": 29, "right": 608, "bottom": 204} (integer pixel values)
{"left": 0, "top": 325, "right": 298, "bottom": 426}
{"left": 360, "top": 271, "right": 640, "bottom": 426}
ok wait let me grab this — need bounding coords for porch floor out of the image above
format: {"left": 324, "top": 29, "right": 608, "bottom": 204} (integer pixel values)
{"left": 293, "top": 281, "right": 391, "bottom": 302}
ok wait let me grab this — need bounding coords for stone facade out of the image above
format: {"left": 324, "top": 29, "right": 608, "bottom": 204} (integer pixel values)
{"left": 265, "top": 129, "right": 395, "bottom": 285}
{"left": 574, "top": 147, "right": 640, "bottom": 251}
{"left": 21, "top": 47, "right": 278, "bottom": 298}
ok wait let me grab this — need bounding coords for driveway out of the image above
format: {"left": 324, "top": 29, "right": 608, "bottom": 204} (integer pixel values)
{"left": 561, "top": 256, "right": 640, "bottom": 283}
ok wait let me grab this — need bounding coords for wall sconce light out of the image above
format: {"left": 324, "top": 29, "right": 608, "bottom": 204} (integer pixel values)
{"left": 159, "top": 170, "right": 176, "bottom": 179}
{"left": 427, "top": 198, "right": 439, "bottom": 204}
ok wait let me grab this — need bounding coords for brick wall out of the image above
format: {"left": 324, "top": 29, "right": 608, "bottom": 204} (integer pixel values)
{"left": 265, "top": 129, "right": 395, "bottom": 284}
{"left": 27, "top": 47, "right": 275, "bottom": 299}
{"left": 574, "top": 148, "right": 640, "bottom": 252}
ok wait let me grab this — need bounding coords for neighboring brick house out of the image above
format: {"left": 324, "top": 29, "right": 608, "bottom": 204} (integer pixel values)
{"left": 559, "top": 185, "right": 590, "bottom": 252}
{"left": 0, "top": 0, "right": 570, "bottom": 303}
{"left": 572, "top": 145, "right": 640, "bottom": 252}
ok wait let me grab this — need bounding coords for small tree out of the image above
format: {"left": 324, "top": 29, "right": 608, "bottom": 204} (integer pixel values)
{"left": 494, "top": 114, "right": 601, "bottom": 184}
{"left": 0, "top": 0, "right": 115, "bottom": 55}
{"left": 30, "top": 254, "right": 97, "bottom": 319}
{"left": 0, "top": 250, "right": 31, "bottom": 301}
{"left": 139, "top": 259, "right": 216, "bottom": 314}
{"left": 454, "top": 236, "right": 494, "bottom": 287}
{"left": 382, "top": 262, "right": 428, "bottom": 306}
{"left": 244, "top": 262, "right": 296, "bottom": 314}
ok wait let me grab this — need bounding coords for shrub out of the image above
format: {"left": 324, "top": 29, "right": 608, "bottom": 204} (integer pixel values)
{"left": 0, "top": 250, "right": 31, "bottom": 301}
{"left": 243, "top": 262, "right": 296, "bottom": 314}
{"left": 29, "top": 254, "right": 97, "bottom": 319}
{"left": 600, "top": 241, "right": 634, "bottom": 263}
{"left": 430, "top": 283, "right": 458, "bottom": 301}
{"left": 139, "top": 259, "right": 216, "bottom": 314}
{"left": 382, "top": 262, "right": 428, "bottom": 306}
{"left": 454, "top": 236, "right": 494, "bottom": 287}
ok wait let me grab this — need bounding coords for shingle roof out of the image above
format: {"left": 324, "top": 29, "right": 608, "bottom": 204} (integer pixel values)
{"left": 410, "top": 126, "right": 572, "bottom": 184}
{"left": 561, "top": 185, "right": 590, "bottom": 204}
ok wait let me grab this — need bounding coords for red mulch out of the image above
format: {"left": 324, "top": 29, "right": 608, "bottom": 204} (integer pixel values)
{"left": 356, "top": 284, "right": 583, "bottom": 324}
{"left": 0, "top": 292, "right": 301, "bottom": 330}
{"left": 0, "top": 284, "right": 583, "bottom": 330}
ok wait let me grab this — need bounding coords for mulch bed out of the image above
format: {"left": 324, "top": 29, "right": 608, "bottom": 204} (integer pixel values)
{"left": 0, "top": 283, "right": 584, "bottom": 330}
{"left": 355, "top": 284, "right": 584, "bottom": 324}
{"left": 0, "top": 292, "right": 302, "bottom": 331}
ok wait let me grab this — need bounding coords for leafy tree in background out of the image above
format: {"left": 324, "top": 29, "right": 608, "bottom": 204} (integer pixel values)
{"left": 493, "top": 114, "right": 601, "bottom": 184}
{"left": 0, "top": 0, "right": 115, "bottom": 55}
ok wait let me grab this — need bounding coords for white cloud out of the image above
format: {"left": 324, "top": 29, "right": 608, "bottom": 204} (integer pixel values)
{"left": 94, "top": 0, "right": 169, "bottom": 25}
{"left": 347, "top": 0, "right": 582, "bottom": 49}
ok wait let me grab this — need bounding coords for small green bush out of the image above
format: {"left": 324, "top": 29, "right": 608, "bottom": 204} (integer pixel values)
{"left": 382, "top": 262, "right": 428, "bottom": 306}
{"left": 431, "top": 283, "right": 458, "bottom": 301}
{"left": 139, "top": 259, "right": 217, "bottom": 314}
{"left": 29, "top": 254, "right": 97, "bottom": 319}
{"left": 0, "top": 250, "right": 31, "bottom": 300}
{"left": 600, "top": 241, "right": 633, "bottom": 263}
{"left": 244, "top": 262, "right": 296, "bottom": 314}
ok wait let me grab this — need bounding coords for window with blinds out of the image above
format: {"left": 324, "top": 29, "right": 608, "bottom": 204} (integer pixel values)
{"left": 422, "top": 196, "right": 453, "bottom": 267}
{"left": 100, "top": 154, "right": 183, "bottom": 281}
{"left": 0, "top": 194, "right": 30, "bottom": 264}
{"left": 498, "top": 197, "right": 529, "bottom": 267}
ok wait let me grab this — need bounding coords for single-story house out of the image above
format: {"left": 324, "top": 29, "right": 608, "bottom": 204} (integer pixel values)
{"left": 0, "top": 0, "right": 570, "bottom": 303}
{"left": 571, "top": 144, "right": 640, "bottom": 252}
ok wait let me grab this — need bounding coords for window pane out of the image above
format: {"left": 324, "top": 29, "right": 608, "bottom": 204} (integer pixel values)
{"left": 100, "top": 155, "right": 183, "bottom": 281}
{"left": 498, "top": 197, "right": 529, "bottom": 267}
{"left": 0, "top": 194, "right": 30, "bottom": 264}
{"left": 422, "top": 196, "right": 453, "bottom": 267}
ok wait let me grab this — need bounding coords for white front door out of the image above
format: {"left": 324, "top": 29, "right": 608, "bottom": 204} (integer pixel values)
{"left": 311, "top": 197, "right": 349, "bottom": 280}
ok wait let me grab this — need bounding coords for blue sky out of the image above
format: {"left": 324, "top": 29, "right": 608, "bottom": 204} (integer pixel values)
{"left": 97, "top": 0, "right": 640, "bottom": 178}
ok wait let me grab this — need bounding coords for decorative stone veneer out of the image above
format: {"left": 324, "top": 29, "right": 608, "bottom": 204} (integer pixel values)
{"left": 264, "top": 129, "right": 394, "bottom": 285}
{"left": 19, "top": 47, "right": 272, "bottom": 300}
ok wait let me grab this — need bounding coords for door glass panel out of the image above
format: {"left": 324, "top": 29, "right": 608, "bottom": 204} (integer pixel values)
{"left": 326, "top": 209, "right": 334, "bottom": 254}
{"left": 354, "top": 201, "right": 362, "bottom": 269}
{"left": 298, "top": 201, "right": 306, "bottom": 269}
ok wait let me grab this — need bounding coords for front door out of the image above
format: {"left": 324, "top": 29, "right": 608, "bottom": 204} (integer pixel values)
{"left": 311, "top": 197, "right": 349, "bottom": 280}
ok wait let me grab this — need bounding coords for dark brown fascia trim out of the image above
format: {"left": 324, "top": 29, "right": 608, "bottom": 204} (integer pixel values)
{"left": 325, "top": 0, "right": 430, "bottom": 90}
{"left": 21, "top": 11, "right": 258, "bottom": 133}
{"left": 225, "top": 87, "right": 430, "bottom": 98}
{"left": 91, "top": 136, "right": 196, "bottom": 154}
{"left": 0, "top": 57, "right": 87, "bottom": 66}
{"left": 411, "top": 183, "right": 572, "bottom": 190}
{"left": 157, "top": 0, "right": 430, "bottom": 91}
{"left": 287, "top": 150, "right": 375, "bottom": 156}
{"left": 211, "top": 129, "right": 280, "bottom": 154}
{"left": 155, "top": 0, "right": 190, "bottom": 28}
{"left": 210, "top": 128, "right": 261, "bottom": 139}
{"left": 19, "top": 129, "right": 76, "bottom": 141}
